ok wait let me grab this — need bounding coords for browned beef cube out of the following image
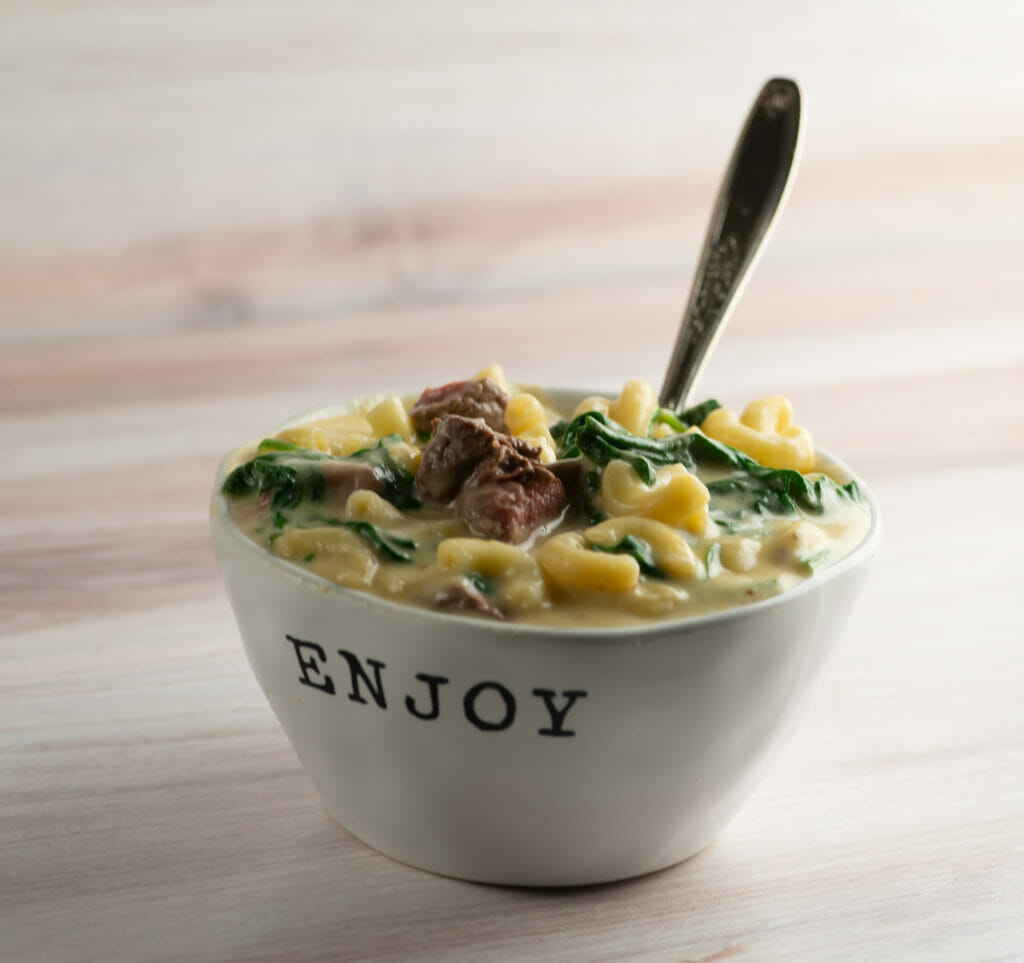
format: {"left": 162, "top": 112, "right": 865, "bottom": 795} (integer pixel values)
{"left": 415, "top": 414, "right": 567, "bottom": 544}
{"left": 456, "top": 447, "right": 567, "bottom": 544}
{"left": 416, "top": 415, "right": 539, "bottom": 505}
{"left": 547, "top": 457, "right": 585, "bottom": 515}
{"left": 409, "top": 378, "right": 510, "bottom": 434}
{"left": 415, "top": 415, "right": 504, "bottom": 504}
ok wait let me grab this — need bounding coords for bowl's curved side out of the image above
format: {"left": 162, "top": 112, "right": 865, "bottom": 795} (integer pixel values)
{"left": 210, "top": 495, "right": 877, "bottom": 886}
{"left": 209, "top": 387, "right": 883, "bottom": 885}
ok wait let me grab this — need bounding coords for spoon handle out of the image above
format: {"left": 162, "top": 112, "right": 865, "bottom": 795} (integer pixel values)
{"left": 659, "top": 78, "right": 803, "bottom": 412}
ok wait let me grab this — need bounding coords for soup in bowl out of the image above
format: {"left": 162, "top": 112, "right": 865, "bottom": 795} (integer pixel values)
{"left": 210, "top": 367, "right": 881, "bottom": 885}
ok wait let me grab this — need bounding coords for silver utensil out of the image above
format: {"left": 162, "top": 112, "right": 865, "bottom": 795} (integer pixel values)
{"left": 659, "top": 77, "right": 803, "bottom": 412}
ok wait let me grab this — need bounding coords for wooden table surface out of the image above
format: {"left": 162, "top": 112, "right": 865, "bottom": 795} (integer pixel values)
{"left": 3, "top": 4, "right": 1023, "bottom": 960}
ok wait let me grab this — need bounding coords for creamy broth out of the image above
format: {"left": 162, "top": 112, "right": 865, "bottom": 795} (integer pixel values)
{"left": 220, "top": 370, "right": 871, "bottom": 627}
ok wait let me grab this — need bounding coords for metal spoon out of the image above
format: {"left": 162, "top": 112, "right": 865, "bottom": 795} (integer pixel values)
{"left": 659, "top": 77, "right": 803, "bottom": 412}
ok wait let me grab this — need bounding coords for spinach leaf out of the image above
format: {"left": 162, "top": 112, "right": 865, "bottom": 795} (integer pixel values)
{"left": 591, "top": 535, "right": 665, "bottom": 578}
{"left": 707, "top": 471, "right": 863, "bottom": 517}
{"left": 557, "top": 410, "right": 863, "bottom": 516}
{"left": 797, "top": 548, "right": 831, "bottom": 572}
{"left": 706, "top": 509, "right": 751, "bottom": 534}
{"left": 558, "top": 411, "right": 751, "bottom": 483}
{"left": 338, "top": 520, "right": 417, "bottom": 563}
{"left": 221, "top": 449, "right": 330, "bottom": 509}
{"left": 344, "top": 443, "right": 420, "bottom": 510}
{"left": 705, "top": 541, "right": 723, "bottom": 577}
{"left": 549, "top": 419, "right": 571, "bottom": 449}
{"left": 256, "top": 437, "right": 307, "bottom": 453}
{"left": 465, "top": 571, "right": 497, "bottom": 595}
{"left": 651, "top": 399, "right": 722, "bottom": 432}
{"left": 583, "top": 469, "right": 605, "bottom": 525}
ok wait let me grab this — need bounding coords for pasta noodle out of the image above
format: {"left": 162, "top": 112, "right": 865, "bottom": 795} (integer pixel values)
{"left": 584, "top": 517, "right": 699, "bottom": 579}
{"left": 600, "top": 460, "right": 709, "bottom": 534}
{"left": 701, "top": 396, "right": 814, "bottom": 472}
{"left": 608, "top": 379, "right": 658, "bottom": 437}
{"left": 504, "top": 393, "right": 557, "bottom": 463}
{"left": 537, "top": 532, "right": 641, "bottom": 595}
{"left": 366, "top": 395, "right": 414, "bottom": 439}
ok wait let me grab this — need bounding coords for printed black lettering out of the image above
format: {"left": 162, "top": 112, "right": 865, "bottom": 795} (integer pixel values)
{"left": 336, "top": 649, "right": 387, "bottom": 708}
{"left": 286, "top": 635, "right": 335, "bottom": 695}
{"left": 404, "top": 673, "right": 450, "bottom": 721}
{"left": 463, "top": 681, "right": 516, "bottom": 731}
{"left": 532, "top": 688, "right": 587, "bottom": 737}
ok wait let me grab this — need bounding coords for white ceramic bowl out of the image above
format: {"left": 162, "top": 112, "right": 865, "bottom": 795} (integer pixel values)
{"left": 210, "top": 390, "right": 882, "bottom": 887}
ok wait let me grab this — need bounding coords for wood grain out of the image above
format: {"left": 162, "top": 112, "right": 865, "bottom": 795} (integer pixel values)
{"left": 3, "top": 2, "right": 1023, "bottom": 960}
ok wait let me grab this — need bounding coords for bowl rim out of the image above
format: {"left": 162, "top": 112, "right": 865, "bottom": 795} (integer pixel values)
{"left": 210, "top": 391, "right": 883, "bottom": 642}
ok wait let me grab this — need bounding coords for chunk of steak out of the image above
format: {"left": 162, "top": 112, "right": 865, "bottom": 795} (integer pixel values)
{"left": 546, "top": 457, "right": 585, "bottom": 515}
{"left": 416, "top": 414, "right": 538, "bottom": 505}
{"left": 456, "top": 449, "right": 567, "bottom": 544}
{"left": 410, "top": 378, "right": 510, "bottom": 434}
{"left": 416, "top": 414, "right": 567, "bottom": 544}
{"left": 432, "top": 579, "right": 505, "bottom": 620}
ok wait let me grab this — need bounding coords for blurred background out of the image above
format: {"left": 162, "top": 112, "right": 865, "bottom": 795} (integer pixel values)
{"left": 3, "top": 2, "right": 1021, "bottom": 418}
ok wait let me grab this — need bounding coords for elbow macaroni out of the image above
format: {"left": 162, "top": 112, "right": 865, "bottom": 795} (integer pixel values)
{"left": 584, "top": 517, "right": 700, "bottom": 579}
{"left": 601, "top": 460, "right": 710, "bottom": 534}
{"left": 366, "top": 395, "right": 414, "bottom": 439}
{"left": 505, "top": 392, "right": 557, "bottom": 463}
{"left": 571, "top": 380, "right": 657, "bottom": 436}
{"left": 294, "top": 413, "right": 378, "bottom": 457}
{"left": 538, "top": 532, "right": 640, "bottom": 594}
{"left": 274, "top": 424, "right": 330, "bottom": 453}
{"left": 437, "top": 537, "right": 547, "bottom": 608}
{"left": 768, "top": 520, "right": 828, "bottom": 571}
{"left": 437, "top": 537, "right": 538, "bottom": 580}
{"left": 608, "top": 379, "right": 658, "bottom": 436}
{"left": 271, "top": 526, "right": 378, "bottom": 588}
{"left": 701, "top": 396, "right": 815, "bottom": 472}
{"left": 572, "top": 395, "right": 611, "bottom": 420}
{"left": 345, "top": 489, "right": 403, "bottom": 522}
{"left": 475, "top": 364, "right": 508, "bottom": 391}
